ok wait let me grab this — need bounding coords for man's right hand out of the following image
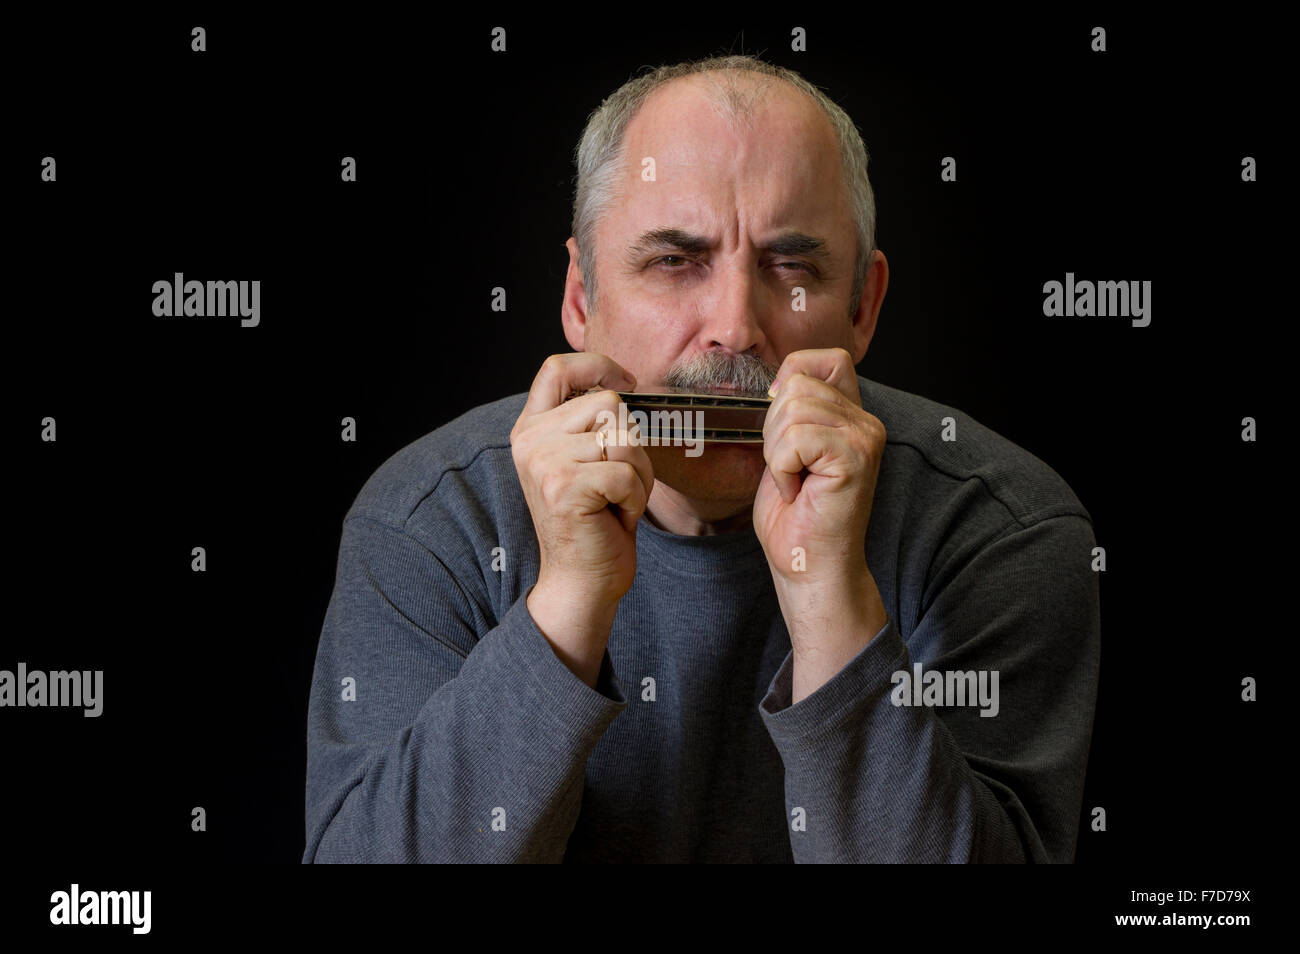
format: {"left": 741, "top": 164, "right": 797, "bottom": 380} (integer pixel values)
{"left": 510, "top": 353, "right": 654, "bottom": 687}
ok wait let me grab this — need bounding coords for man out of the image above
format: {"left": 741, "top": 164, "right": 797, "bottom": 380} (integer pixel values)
{"left": 302, "top": 54, "right": 1100, "bottom": 863}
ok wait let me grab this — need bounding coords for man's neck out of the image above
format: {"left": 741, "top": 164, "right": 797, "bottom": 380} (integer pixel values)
{"left": 644, "top": 481, "right": 754, "bottom": 536}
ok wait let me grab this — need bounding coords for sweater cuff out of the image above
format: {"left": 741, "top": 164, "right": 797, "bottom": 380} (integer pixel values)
{"left": 758, "top": 617, "right": 908, "bottom": 743}
{"left": 498, "top": 587, "right": 629, "bottom": 739}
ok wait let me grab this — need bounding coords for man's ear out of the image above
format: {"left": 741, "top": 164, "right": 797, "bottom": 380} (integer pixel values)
{"left": 561, "top": 236, "right": 590, "bottom": 352}
{"left": 849, "top": 249, "right": 889, "bottom": 364}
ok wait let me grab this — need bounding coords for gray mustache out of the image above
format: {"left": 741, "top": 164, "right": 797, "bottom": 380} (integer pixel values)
{"left": 662, "top": 354, "right": 779, "bottom": 395}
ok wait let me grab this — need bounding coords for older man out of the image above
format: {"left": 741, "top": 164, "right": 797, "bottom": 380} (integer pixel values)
{"left": 302, "top": 55, "right": 1100, "bottom": 863}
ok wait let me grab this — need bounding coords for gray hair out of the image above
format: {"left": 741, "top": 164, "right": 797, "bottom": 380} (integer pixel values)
{"left": 570, "top": 54, "right": 877, "bottom": 318}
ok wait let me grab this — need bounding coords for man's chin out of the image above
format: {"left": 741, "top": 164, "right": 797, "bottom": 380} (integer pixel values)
{"left": 645, "top": 442, "right": 766, "bottom": 503}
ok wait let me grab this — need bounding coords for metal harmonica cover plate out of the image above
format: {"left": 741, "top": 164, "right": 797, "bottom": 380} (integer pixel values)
{"left": 616, "top": 387, "right": 771, "bottom": 443}
{"left": 565, "top": 385, "right": 772, "bottom": 442}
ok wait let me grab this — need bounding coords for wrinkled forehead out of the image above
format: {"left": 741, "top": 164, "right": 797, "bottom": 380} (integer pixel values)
{"left": 615, "top": 76, "right": 847, "bottom": 229}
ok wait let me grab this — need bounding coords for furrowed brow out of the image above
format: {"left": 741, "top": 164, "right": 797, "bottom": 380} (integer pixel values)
{"left": 761, "top": 231, "right": 832, "bottom": 264}
{"left": 625, "top": 227, "right": 833, "bottom": 265}
{"left": 626, "top": 228, "right": 713, "bottom": 259}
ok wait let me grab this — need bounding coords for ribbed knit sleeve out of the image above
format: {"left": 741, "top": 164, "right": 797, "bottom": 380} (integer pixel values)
{"left": 758, "top": 514, "right": 1100, "bottom": 863}
{"left": 303, "top": 514, "right": 627, "bottom": 863}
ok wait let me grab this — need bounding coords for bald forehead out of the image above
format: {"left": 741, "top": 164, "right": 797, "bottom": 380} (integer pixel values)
{"left": 617, "top": 72, "right": 847, "bottom": 226}
{"left": 630, "top": 72, "right": 835, "bottom": 148}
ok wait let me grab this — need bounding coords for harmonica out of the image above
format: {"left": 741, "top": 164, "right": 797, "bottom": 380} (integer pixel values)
{"left": 567, "top": 386, "right": 772, "bottom": 443}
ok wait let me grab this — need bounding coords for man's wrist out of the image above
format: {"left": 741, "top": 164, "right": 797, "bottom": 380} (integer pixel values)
{"left": 772, "top": 563, "right": 889, "bottom": 702}
{"left": 772, "top": 557, "right": 876, "bottom": 623}
{"left": 527, "top": 578, "right": 618, "bottom": 688}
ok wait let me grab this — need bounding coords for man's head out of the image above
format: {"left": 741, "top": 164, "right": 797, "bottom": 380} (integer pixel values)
{"left": 561, "top": 55, "right": 889, "bottom": 508}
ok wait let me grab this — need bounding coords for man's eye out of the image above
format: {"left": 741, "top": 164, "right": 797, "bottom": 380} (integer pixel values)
{"left": 651, "top": 257, "right": 812, "bottom": 274}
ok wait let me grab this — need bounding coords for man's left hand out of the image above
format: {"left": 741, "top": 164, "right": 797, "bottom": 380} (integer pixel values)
{"left": 753, "top": 348, "right": 890, "bottom": 701}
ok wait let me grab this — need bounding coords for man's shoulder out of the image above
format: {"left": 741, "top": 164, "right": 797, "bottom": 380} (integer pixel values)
{"left": 344, "top": 391, "right": 528, "bottom": 531}
{"left": 858, "top": 375, "right": 1091, "bottom": 529}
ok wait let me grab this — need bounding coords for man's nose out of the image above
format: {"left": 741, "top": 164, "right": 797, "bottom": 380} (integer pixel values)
{"left": 695, "top": 264, "right": 767, "bottom": 354}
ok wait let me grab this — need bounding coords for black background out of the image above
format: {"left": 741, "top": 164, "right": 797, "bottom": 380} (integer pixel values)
{"left": 5, "top": 6, "right": 1281, "bottom": 925}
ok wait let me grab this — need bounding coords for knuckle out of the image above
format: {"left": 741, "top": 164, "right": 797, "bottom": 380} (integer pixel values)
{"left": 785, "top": 373, "right": 814, "bottom": 397}
{"left": 613, "top": 463, "right": 639, "bottom": 498}
{"left": 789, "top": 394, "right": 816, "bottom": 415}
{"left": 533, "top": 356, "right": 559, "bottom": 389}
{"left": 539, "top": 467, "right": 566, "bottom": 501}
{"left": 863, "top": 414, "right": 886, "bottom": 443}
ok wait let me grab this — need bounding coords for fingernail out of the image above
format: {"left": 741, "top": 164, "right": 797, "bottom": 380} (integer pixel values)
{"left": 767, "top": 381, "right": 779, "bottom": 397}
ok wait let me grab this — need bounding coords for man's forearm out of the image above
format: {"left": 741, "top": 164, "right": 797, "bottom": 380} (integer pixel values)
{"left": 774, "top": 562, "right": 890, "bottom": 705}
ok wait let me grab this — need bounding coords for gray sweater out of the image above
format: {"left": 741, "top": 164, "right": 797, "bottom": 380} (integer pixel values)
{"left": 302, "top": 375, "right": 1100, "bottom": 863}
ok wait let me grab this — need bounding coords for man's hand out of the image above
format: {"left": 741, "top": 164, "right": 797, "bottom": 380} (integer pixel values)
{"left": 511, "top": 353, "right": 653, "bottom": 687}
{"left": 753, "top": 348, "right": 890, "bottom": 703}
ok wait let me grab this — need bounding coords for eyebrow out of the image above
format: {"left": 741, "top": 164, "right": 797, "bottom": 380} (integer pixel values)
{"left": 625, "top": 227, "right": 833, "bottom": 264}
